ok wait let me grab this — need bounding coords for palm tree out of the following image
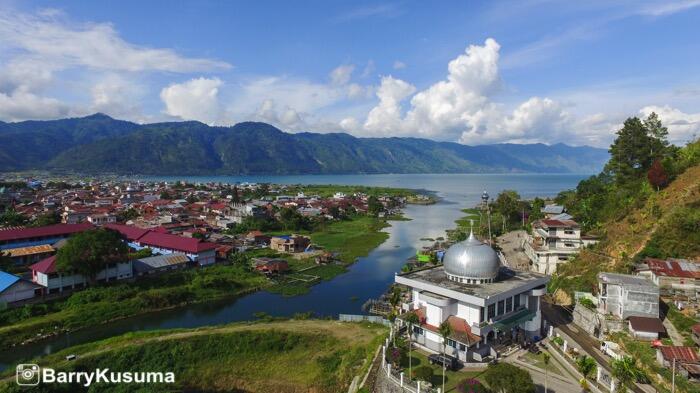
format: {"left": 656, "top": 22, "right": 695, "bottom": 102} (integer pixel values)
{"left": 576, "top": 355, "right": 597, "bottom": 381}
{"left": 611, "top": 356, "right": 638, "bottom": 393}
{"left": 405, "top": 312, "right": 420, "bottom": 380}
{"left": 543, "top": 352, "right": 550, "bottom": 393}
{"left": 388, "top": 311, "right": 397, "bottom": 345}
{"left": 438, "top": 320, "right": 453, "bottom": 393}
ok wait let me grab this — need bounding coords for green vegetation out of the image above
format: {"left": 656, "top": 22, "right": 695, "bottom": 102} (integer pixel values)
{"left": 0, "top": 113, "right": 608, "bottom": 174}
{"left": 665, "top": 303, "right": 698, "bottom": 346}
{"left": 403, "top": 350, "right": 484, "bottom": 392}
{"left": 483, "top": 362, "right": 535, "bottom": 393}
{"left": 612, "top": 332, "right": 699, "bottom": 393}
{"left": 56, "top": 229, "right": 128, "bottom": 281}
{"left": 0, "top": 264, "right": 268, "bottom": 349}
{"left": 0, "top": 319, "right": 388, "bottom": 393}
{"left": 548, "top": 112, "right": 700, "bottom": 299}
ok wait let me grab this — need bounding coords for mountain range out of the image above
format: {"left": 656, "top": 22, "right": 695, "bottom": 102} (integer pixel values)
{"left": 0, "top": 114, "right": 608, "bottom": 175}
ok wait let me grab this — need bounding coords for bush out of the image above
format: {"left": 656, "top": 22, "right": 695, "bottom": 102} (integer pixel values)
{"left": 457, "top": 378, "right": 490, "bottom": 393}
{"left": 412, "top": 365, "right": 433, "bottom": 382}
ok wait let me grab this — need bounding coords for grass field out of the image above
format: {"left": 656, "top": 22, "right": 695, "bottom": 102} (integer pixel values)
{"left": 0, "top": 319, "right": 388, "bottom": 393}
{"left": 267, "top": 215, "right": 391, "bottom": 296}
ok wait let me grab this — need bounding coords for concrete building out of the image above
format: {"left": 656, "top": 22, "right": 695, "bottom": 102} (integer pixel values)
{"left": 523, "top": 219, "right": 598, "bottom": 275}
{"left": 30, "top": 255, "right": 133, "bottom": 295}
{"left": 396, "top": 230, "right": 549, "bottom": 363}
{"left": 598, "top": 272, "right": 659, "bottom": 320}
{"left": 270, "top": 235, "right": 311, "bottom": 253}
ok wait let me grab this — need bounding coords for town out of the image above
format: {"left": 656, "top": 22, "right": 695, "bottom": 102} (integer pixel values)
{"left": 0, "top": 179, "right": 415, "bottom": 310}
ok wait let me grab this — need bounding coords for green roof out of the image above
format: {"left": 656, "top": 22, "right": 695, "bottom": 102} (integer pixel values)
{"left": 492, "top": 308, "right": 536, "bottom": 331}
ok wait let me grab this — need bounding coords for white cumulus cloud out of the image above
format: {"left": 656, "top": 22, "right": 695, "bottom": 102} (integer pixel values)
{"left": 160, "top": 77, "right": 222, "bottom": 124}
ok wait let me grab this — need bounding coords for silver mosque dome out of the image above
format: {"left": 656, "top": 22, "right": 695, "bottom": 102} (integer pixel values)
{"left": 442, "top": 230, "right": 500, "bottom": 283}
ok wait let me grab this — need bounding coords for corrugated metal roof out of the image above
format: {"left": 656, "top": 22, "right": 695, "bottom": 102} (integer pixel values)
{"left": 4, "top": 244, "right": 54, "bottom": 257}
{"left": 659, "top": 346, "right": 699, "bottom": 362}
{"left": 0, "top": 271, "right": 20, "bottom": 292}
{"left": 133, "top": 253, "right": 190, "bottom": 272}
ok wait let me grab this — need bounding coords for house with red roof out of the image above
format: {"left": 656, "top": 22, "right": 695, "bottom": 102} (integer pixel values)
{"left": 638, "top": 258, "right": 700, "bottom": 297}
{"left": 524, "top": 218, "right": 599, "bottom": 275}
{"left": 29, "top": 255, "right": 133, "bottom": 295}
{"left": 105, "top": 224, "right": 216, "bottom": 266}
{"left": 0, "top": 223, "right": 93, "bottom": 251}
{"left": 657, "top": 346, "right": 699, "bottom": 372}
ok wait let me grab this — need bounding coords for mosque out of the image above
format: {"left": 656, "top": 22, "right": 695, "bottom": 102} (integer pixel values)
{"left": 395, "top": 227, "right": 549, "bottom": 362}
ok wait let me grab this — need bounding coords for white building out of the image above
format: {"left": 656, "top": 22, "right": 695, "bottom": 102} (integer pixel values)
{"left": 396, "top": 231, "right": 549, "bottom": 363}
{"left": 524, "top": 219, "right": 598, "bottom": 274}
{"left": 30, "top": 255, "right": 133, "bottom": 295}
{"left": 598, "top": 272, "right": 659, "bottom": 320}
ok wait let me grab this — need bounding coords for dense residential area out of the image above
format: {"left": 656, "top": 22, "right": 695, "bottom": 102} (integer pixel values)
{"left": 0, "top": 180, "right": 419, "bottom": 346}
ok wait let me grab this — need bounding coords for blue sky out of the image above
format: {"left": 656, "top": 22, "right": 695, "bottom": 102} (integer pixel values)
{"left": 0, "top": 0, "right": 699, "bottom": 147}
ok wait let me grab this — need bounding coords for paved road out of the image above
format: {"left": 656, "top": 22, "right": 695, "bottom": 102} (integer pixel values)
{"left": 541, "top": 302, "right": 646, "bottom": 393}
{"left": 505, "top": 350, "right": 581, "bottom": 393}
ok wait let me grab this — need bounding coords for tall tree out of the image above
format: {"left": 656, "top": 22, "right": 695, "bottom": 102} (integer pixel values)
{"left": 367, "top": 196, "right": 383, "bottom": 217}
{"left": 643, "top": 112, "right": 670, "bottom": 158}
{"left": 55, "top": 229, "right": 128, "bottom": 284}
{"left": 647, "top": 159, "right": 669, "bottom": 190}
{"left": 606, "top": 117, "right": 656, "bottom": 184}
{"left": 611, "top": 356, "right": 639, "bottom": 393}
{"left": 405, "top": 311, "right": 420, "bottom": 381}
{"left": 438, "top": 320, "right": 453, "bottom": 393}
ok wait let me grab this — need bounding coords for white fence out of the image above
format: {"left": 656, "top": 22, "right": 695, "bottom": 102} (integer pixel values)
{"left": 381, "top": 344, "right": 440, "bottom": 393}
{"left": 339, "top": 313, "right": 392, "bottom": 326}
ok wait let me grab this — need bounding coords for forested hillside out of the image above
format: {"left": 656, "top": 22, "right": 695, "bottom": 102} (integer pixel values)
{"left": 549, "top": 113, "right": 700, "bottom": 301}
{"left": 0, "top": 114, "right": 608, "bottom": 174}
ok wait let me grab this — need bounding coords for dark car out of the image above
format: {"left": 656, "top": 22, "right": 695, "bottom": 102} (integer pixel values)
{"left": 428, "top": 353, "right": 460, "bottom": 371}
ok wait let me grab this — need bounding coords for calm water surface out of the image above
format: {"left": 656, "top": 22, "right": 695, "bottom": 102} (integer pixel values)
{"left": 0, "top": 173, "right": 588, "bottom": 369}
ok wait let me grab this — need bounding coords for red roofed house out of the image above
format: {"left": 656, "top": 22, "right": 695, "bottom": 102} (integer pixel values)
{"left": 0, "top": 223, "right": 93, "bottom": 252}
{"left": 639, "top": 258, "right": 700, "bottom": 297}
{"left": 657, "top": 346, "right": 699, "bottom": 371}
{"left": 524, "top": 219, "right": 599, "bottom": 275}
{"left": 105, "top": 224, "right": 216, "bottom": 266}
{"left": 30, "top": 255, "right": 133, "bottom": 295}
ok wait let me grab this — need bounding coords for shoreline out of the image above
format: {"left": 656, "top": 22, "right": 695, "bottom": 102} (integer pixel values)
{"left": 0, "top": 213, "right": 408, "bottom": 355}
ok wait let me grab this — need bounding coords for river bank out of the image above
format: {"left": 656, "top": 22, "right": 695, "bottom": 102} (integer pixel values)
{"left": 0, "top": 214, "right": 396, "bottom": 350}
{"left": 0, "top": 319, "right": 388, "bottom": 393}
{"left": 0, "top": 173, "right": 588, "bottom": 371}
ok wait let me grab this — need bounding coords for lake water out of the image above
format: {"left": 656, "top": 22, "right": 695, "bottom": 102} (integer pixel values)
{"left": 0, "top": 173, "right": 588, "bottom": 370}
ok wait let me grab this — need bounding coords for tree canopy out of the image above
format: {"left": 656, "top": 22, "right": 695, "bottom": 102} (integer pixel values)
{"left": 55, "top": 229, "right": 129, "bottom": 282}
{"left": 483, "top": 362, "right": 535, "bottom": 393}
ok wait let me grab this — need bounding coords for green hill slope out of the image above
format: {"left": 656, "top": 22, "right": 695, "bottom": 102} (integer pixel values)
{"left": 0, "top": 320, "right": 387, "bottom": 393}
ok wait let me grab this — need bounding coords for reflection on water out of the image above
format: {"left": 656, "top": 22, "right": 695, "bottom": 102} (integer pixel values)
{"left": 0, "top": 173, "right": 588, "bottom": 370}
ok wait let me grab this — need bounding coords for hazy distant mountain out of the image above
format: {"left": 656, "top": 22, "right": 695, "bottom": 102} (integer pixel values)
{"left": 0, "top": 114, "right": 608, "bottom": 174}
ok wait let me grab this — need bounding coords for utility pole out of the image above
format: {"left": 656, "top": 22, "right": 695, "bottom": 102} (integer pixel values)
{"left": 487, "top": 200, "right": 492, "bottom": 244}
{"left": 672, "top": 358, "right": 676, "bottom": 393}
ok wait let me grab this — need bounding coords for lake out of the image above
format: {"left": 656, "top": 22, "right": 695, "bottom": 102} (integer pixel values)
{"left": 0, "top": 173, "right": 588, "bottom": 370}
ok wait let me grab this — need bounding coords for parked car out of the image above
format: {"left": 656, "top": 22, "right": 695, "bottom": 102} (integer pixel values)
{"left": 428, "top": 353, "right": 460, "bottom": 371}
